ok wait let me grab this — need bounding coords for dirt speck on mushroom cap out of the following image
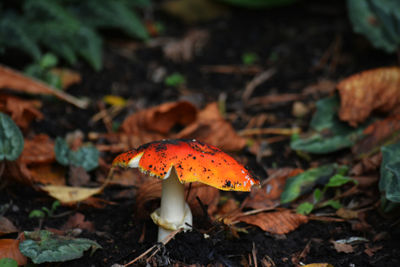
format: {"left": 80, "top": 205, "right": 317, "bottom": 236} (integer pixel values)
{"left": 112, "top": 139, "right": 259, "bottom": 191}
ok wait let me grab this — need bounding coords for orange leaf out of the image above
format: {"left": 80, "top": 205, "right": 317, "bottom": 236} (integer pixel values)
{"left": 0, "top": 65, "right": 88, "bottom": 108}
{"left": 0, "top": 95, "right": 43, "bottom": 129}
{"left": 338, "top": 67, "right": 400, "bottom": 126}
{"left": 50, "top": 68, "right": 82, "bottom": 89}
{"left": 121, "top": 101, "right": 197, "bottom": 135}
{"left": 21, "top": 134, "right": 55, "bottom": 164}
{"left": 29, "top": 164, "right": 66, "bottom": 185}
{"left": 176, "top": 102, "right": 246, "bottom": 151}
{"left": 0, "top": 239, "right": 27, "bottom": 265}
{"left": 237, "top": 209, "right": 308, "bottom": 234}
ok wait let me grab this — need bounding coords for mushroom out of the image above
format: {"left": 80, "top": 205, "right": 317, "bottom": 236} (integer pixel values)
{"left": 112, "top": 139, "right": 259, "bottom": 241}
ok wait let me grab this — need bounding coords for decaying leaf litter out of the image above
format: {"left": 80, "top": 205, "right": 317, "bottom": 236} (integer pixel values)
{"left": 0, "top": 1, "right": 400, "bottom": 266}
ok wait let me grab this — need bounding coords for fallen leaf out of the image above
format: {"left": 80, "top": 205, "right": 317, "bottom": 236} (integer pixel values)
{"left": 302, "top": 79, "right": 337, "bottom": 96}
{"left": 364, "top": 244, "right": 383, "bottom": 257}
{"left": 237, "top": 209, "right": 308, "bottom": 234}
{"left": 244, "top": 168, "right": 303, "bottom": 210}
{"left": 29, "top": 164, "right": 66, "bottom": 185}
{"left": 61, "top": 213, "right": 94, "bottom": 232}
{"left": 336, "top": 208, "right": 358, "bottom": 220}
{"left": 176, "top": 102, "right": 246, "bottom": 151}
{"left": 40, "top": 185, "right": 105, "bottom": 204}
{"left": 163, "top": 30, "right": 209, "bottom": 62}
{"left": 350, "top": 153, "right": 382, "bottom": 176}
{"left": 121, "top": 100, "right": 197, "bottom": 135}
{"left": 0, "top": 216, "right": 18, "bottom": 235}
{"left": 330, "top": 240, "right": 354, "bottom": 253}
{"left": 21, "top": 134, "right": 55, "bottom": 164}
{"left": 3, "top": 161, "right": 32, "bottom": 185}
{"left": 337, "top": 66, "right": 400, "bottom": 126}
{"left": 0, "top": 95, "right": 43, "bottom": 129}
{"left": 50, "top": 68, "right": 81, "bottom": 89}
{"left": 353, "top": 115, "right": 400, "bottom": 156}
{"left": 0, "top": 239, "right": 27, "bottom": 265}
{"left": 246, "top": 93, "right": 303, "bottom": 107}
{"left": 0, "top": 65, "right": 88, "bottom": 109}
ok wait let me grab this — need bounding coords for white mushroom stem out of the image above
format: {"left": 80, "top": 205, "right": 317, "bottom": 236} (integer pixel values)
{"left": 150, "top": 167, "right": 192, "bottom": 242}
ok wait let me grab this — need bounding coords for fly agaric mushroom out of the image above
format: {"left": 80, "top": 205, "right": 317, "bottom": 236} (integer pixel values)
{"left": 112, "top": 139, "right": 259, "bottom": 241}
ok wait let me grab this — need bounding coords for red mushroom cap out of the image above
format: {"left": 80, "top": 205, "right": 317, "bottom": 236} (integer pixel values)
{"left": 112, "top": 139, "right": 259, "bottom": 191}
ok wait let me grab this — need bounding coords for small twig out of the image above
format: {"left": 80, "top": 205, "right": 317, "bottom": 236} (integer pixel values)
{"left": 242, "top": 68, "right": 276, "bottom": 102}
{"left": 238, "top": 127, "right": 301, "bottom": 137}
{"left": 252, "top": 242, "right": 258, "bottom": 267}
{"left": 123, "top": 229, "right": 182, "bottom": 267}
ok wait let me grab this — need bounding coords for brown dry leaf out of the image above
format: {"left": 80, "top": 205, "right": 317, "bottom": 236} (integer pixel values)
{"left": 61, "top": 213, "right": 95, "bottom": 232}
{"left": 336, "top": 208, "right": 358, "bottom": 220}
{"left": 0, "top": 239, "right": 27, "bottom": 265}
{"left": 0, "top": 95, "right": 43, "bottom": 129}
{"left": 350, "top": 153, "right": 382, "bottom": 176}
{"left": 330, "top": 241, "right": 354, "bottom": 253}
{"left": 0, "top": 216, "right": 18, "bottom": 236}
{"left": 353, "top": 115, "right": 400, "bottom": 156}
{"left": 21, "top": 134, "right": 55, "bottom": 164}
{"left": 122, "top": 100, "right": 197, "bottom": 136}
{"left": 50, "top": 68, "right": 82, "bottom": 89}
{"left": 3, "top": 161, "right": 33, "bottom": 185}
{"left": 337, "top": 67, "right": 400, "bottom": 126}
{"left": 237, "top": 209, "right": 308, "bottom": 234}
{"left": 163, "top": 29, "right": 209, "bottom": 62}
{"left": 244, "top": 168, "right": 303, "bottom": 210}
{"left": 0, "top": 65, "right": 88, "bottom": 108}
{"left": 41, "top": 184, "right": 105, "bottom": 204}
{"left": 176, "top": 102, "right": 246, "bottom": 151}
{"left": 186, "top": 182, "right": 219, "bottom": 217}
{"left": 29, "top": 164, "right": 66, "bottom": 185}
{"left": 302, "top": 79, "right": 337, "bottom": 96}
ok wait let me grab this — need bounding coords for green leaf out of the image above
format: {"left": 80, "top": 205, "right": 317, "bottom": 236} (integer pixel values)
{"left": 69, "top": 146, "right": 100, "bottom": 172}
{"left": 0, "top": 258, "right": 18, "bottom": 267}
{"left": 380, "top": 142, "right": 400, "bottom": 202}
{"left": 347, "top": 0, "right": 400, "bottom": 53}
{"left": 296, "top": 202, "right": 314, "bottom": 215}
{"left": 326, "top": 174, "right": 356, "bottom": 188}
{"left": 29, "top": 209, "right": 46, "bottom": 219}
{"left": 280, "top": 164, "right": 337, "bottom": 204}
{"left": 20, "top": 230, "right": 101, "bottom": 264}
{"left": 242, "top": 52, "right": 259, "bottom": 65}
{"left": 40, "top": 53, "right": 58, "bottom": 69}
{"left": 313, "top": 188, "right": 322, "bottom": 203}
{"left": 165, "top": 73, "right": 186, "bottom": 87}
{"left": 54, "top": 137, "right": 70, "bottom": 166}
{"left": 290, "top": 96, "right": 365, "bottom": 154}
{"left": 321, "top": 199, "right": 342, "bottom": 210}
{"left": 0, "top": 112, "right": 24, "bottom": 161}
{"left": 54, "top": 137, "right": 99, "bottom": 171}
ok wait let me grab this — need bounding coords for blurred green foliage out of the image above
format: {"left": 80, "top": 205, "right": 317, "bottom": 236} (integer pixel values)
{"left": 0, "top": 0, "right": 150, "bottom": 71}
{"left": 348, "top": 0, "right": 400, "bottom": 53}
{"left": 217, "top": 0, "right": 297, "bottom": 8}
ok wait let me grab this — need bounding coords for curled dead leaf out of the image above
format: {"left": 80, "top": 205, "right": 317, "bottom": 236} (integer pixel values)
{"left": 338, "top": 67, "right": 400, "bottom": 126}
{"left": 0, "top": 95, "right": 43, "bottom": 129}
{"left": 176, "top": 102, "right": 246, "bottom": 151}
{"left": 186, "top": 182, "right": 219, "bottom": 217}
{"left": 0, "top": 239, "right": 27, "bottom": 265}
{"left": 61, "top": 213, "right": 95, "bottom": 232}
{"left": 121, "top": 100, "right": 197, "bottom": 136}
{"left": 237, "top": 209, "right": 308, "bottom": 235}
{"left": 330, "top": 240, "right": 354, "bottom": 253}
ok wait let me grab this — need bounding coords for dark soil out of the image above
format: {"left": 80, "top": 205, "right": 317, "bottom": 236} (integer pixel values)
{"left": 1, "top": 0, "right": 400, "bottom": 266}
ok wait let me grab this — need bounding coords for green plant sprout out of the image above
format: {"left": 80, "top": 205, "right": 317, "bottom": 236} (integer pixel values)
{"left": 24, "top": 53, "right": 62, "bottom": 89}
{"left": 164, "top": 72, "right": 186, "bottom": 87}
{"left": 242, "top": 52, "right": 259, "bottom": 65}
{"left": 29, "top": 200, "right": 61, "bottom": 220}
{"left": 296, "top": 173, "right": 357, "bottom": 215}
